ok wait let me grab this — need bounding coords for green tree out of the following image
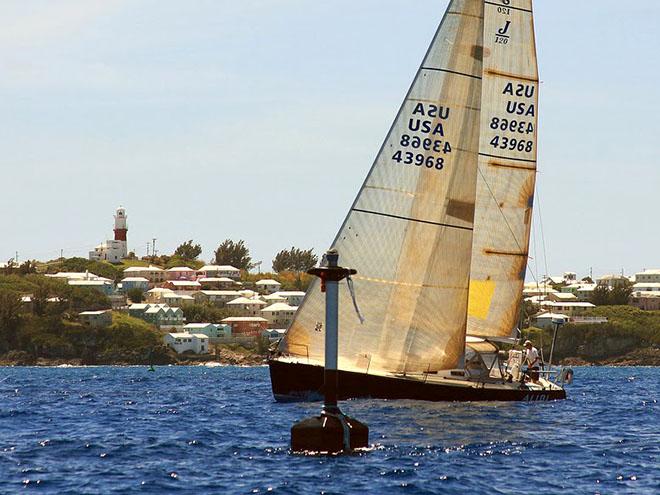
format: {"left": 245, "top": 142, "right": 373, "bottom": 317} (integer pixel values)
{"left": 610, "top": 280, "right": 634, "bottom": 305}
{"left": 272, "top": 247, "right": 318, "bottom": 273}
{"left": 18, "top": 260, "right": 37, "bottom": 275}
{"left": 590, "top": 285, "right": 611, "bottom": 306}
{"left": 0, "top": 289, "right": 22, "bottom": 351}
{"left": 182, "top": 304, "right": 229, "bottom": 324}
{"left": 213, "top": 240, "right": 252, "bottom": 270}
{"left": 174, "top": 240, "right": 202, "bottom": 261}
{"left": 127, "top": 288, "right": 144, "bottom": 303}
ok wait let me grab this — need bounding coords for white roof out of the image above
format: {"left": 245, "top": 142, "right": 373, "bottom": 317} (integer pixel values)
{"left": 168, "top": 280, "right": 201, "bottom": 287}
{"left": 263, "top": 293, "right": 286, "bottom": 300}
{"left": 227, "top": 297, "right": 267, "bottom": 306}
{"left": 541, "top": 301, "right": 595, "bottom": 308}
{"left": 199, "top": 265, "right": 240, "bottom": 272}
{"left": 167, "top": 332, "right": 191, "bottom": 338}
{"left": 167, "top": 266, "right": 195, "bottom": 272}
{"left": 550, "top": 293, "right": 578, "bottom": 300}
{"left": 199, "top": 290, "right": 242, "bottom": 296}
{"left": 191, "top": 334, "right": 209, "bottom": 339}
{"left": 636, "top": 269, "right": 660, "bottom": 275}
{"left": 198, "top": 277, "right": 235, "bottom": 283}
{"left": 535, "top": 312, "right": 570, "bottom": 319}
{"left": 147, "top": 288, "right": 175, "bottom": 294}
{"left": 256, "top": 279, "right": 281, "bottom": 286}
{"left": 124, "top": 265, "right": 163, "bottom": 273}
{"left": 633, "top": 282, "right": 660, "bottom": 288}
{"left": 164, "top": 294, "right": 195, "bottom": 300}
{"left": 262, "top": 303, "right": 297, "bottom": 312}
{"left": 222, "top": 317, "right": 268, "bottom": 322}
{"left": 121, "top": 277, "right": 149, "bottom": 282}
{"left": 129, "top": 303, "right": 150, "bottom": 310}
{"left": 184, "top": 323, "right": 216, "bottom": 329}
{"left": 68, "top": 280, "right": 111, "bottom": 286}
{"left": 273, "top": 291, "right": 306, "bottom": 297}
{"left": 79, "top": 310, "right": 111, "bottom": 316}
{"left": 47, "top": 272, "right": 100, "bottom": 280}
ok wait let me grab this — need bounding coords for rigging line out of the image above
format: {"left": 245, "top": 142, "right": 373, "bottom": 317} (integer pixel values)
{"left": 536, "top": 185, "right": 550, "bottom": 295}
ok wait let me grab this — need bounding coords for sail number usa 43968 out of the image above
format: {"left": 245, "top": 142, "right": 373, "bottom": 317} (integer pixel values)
{"left": 391, "top": 103, "right": 453, "bottom": 171}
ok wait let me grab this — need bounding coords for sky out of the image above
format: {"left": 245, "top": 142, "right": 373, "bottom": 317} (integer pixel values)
{"left": 0, "top": 0, "right": 658, "bottom": 277}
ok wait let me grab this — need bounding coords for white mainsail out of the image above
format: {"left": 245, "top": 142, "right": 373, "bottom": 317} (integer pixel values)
{"left": 280, "top": 0, "right": 485, "bottom": 374}
{"left": 467, "top": 0, "right": 539, "bottom": 337}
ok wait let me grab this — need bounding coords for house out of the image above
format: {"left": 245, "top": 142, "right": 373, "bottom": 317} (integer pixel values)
{"left": 262, "top": 293, "right": 287, "bottom": 305}
{"left": 197, "top": 265, "right": 241, "bottom": 280}
{"left": 79, "top": 310, "right": 113, "bottom": 327}
{"left": 263, "top": 328, "right": 286, "bottom": 343}
{"left": 129, "top": 303, "right": 185, "bottom": 328}
{"left": 531, "top": 312, "right": 569, "bottom": 330}
{"left": 597, "top": 274, "right": 630, "bottom": 289}
{"left": 631, "top": 282, "right": 660, "bottom": 293}
{"left": 163, "top": 293, "right": 196, "bottom": 307}
{"left": 193, "top": 290, "right": 242, "bottom": 307}
{"left": 197, "top": 277, "right": 237, "bottom": 290}
{"left": 120, "top": 277, "right": 150, "bottom": 292}
{"left": 630, "top": 292, "right": 660, "bottom": 311}
{"left": 226, "top": 297, "right": 268, "bottom": 316}
{"left": 68, "top": 279, "right": 114, "bottom": 295}
{"left": 166, "top": 266, "right": 196, "bottom": 281}
{"left": 634, "top": 269, "right": 660, "bottom": 284}
{"left": 539, "top": 301, "right": 595, "bottom": 316}
{"left": 183, "top": 323, "right": 232, "bottom": 339}
{"left": 123, "top": 265, "right": 165, "bottom": 284}
{"left": 261, "top": 302, "right": 298, "bottom": 328}
{"left": 163, "top": 280, "right": 202, "bottom": 292}
{"left": 164, "top": 333, "right": 209, "bottom": 354}
{"left": 546, "top": 292, "right": 578, "bottom": 303}
{"left": 272, "top": 291, "right": 306, "bottom": 306}
{"left": 145, "top": 287, "right": 176, "bottom": 303}
{"left": 255, "top": 279, "right": 282, "bottom": 295}
{"left": 221, "top": 317, "right": 269, "bottom": 336}
{"left": 561, "top": 283, "right": 597, "bottom": 301}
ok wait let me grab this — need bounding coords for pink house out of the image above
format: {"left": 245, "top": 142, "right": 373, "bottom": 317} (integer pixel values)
{"left": 166, "top": 266, "right": 196, "bottom": 281}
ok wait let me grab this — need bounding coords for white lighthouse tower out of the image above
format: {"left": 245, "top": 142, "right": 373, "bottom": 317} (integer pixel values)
{"left": 89, "top": 206, "right": 129, "bottom": 263}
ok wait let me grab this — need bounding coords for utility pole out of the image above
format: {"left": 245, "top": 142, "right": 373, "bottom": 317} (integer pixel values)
{"left": 60, "top": 249, "right": 63, "bottom": 261}
{"left": 15, "top": 251, "right": 18, "bottom": 264}
{"left": 152, "top": 238, "right": 157, "bottom": 259}
{"left": 146, "top": 242, "right": 150, "bottom": 257}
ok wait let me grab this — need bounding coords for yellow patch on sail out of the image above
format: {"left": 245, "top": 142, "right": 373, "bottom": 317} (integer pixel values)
{"left": 468, "top": 280, "right": 495, "bottom": 320}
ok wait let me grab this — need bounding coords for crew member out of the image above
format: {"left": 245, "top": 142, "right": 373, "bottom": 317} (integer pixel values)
{"left": 524, "top": 340, "right": 540, "bottom": 383}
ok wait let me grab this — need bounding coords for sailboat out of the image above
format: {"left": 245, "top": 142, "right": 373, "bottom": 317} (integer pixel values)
{"left": 269, "top": 0, "right": 568, "bottom": 402}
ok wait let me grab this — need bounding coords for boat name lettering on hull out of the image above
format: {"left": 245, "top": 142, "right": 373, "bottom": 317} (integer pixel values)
{"left": 391, "top": 102, "right": 453, "bottom": 172}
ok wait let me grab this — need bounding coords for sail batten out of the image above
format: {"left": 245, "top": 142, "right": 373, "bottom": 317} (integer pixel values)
{"left": 280, "top": 0, "right": 485, "bottom": 374}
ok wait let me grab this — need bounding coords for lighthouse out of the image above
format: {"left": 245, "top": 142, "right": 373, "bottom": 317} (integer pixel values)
{"left": 88, "top": 206, "right": 129, "bottom": 264}
{"left": 114, "top": 207, "right": 128, "bottom": 244}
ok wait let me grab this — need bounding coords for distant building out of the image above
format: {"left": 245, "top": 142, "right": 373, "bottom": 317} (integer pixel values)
{"left": 630, "top": 292, "right": 660, "bottom": 311}
{"left": 255, "top": 279, "right": 281, "bottom": 295}
{"left": 272, "top": 291, "right": 306, "bottom": 306}
{"left": 226, "top": 297, "right": 268, "bottom": 316}
{"left": 634, "top": 269, "right": 660, "bottom": 284}
{"left": 263, "top": 329, "right": 286, "bottom": 343}
{"left": 89, "top": 206, "right": 128, "bottom": 263}
{"left": 145, "top": 287, "right": 176, "bottom": 303}
{"left": 193, "top": 290, "right": 242, "bottom": 307}
{"left": 162, "top": 293, "right": 195, "bottom": 307}
{"left": 597, "top": 274, "right": 630, "bottom": 289}
{"left": 539, "top": 301, "right": 595, "bottom": 316}
{"left": 531, "top": 312, "right": 569, "bottom": 330}
{"left": 120, "top": 277, "right": 150, "bottom": 293}
{"left": 163, "top": 280, "right": 202, "bottom": 292}
{"left": 631, "top": 282, "right": 660, "bottom": 293}
{"left": 164, "top": 333, "right": 209, "bottom": 354}
{"left": 183, "top": 323, "right": 232, "bottom": 339}
{"left": 221, "top": 317, "right": 268, "bottom": 337}
{"left": 79, "top": 310, "right": 113, "bottom": 328}
{"left": 123, "top": 266, "right": 165, "bottom": 285}
{"left": 166, "top": 266, "right": 196, "bottom": 281}
{"left": 197, "top": 265, "right": 241, "bottom": 280}
{"left": 261, "top": 302, "right": 298, "bottom": 328}
{"left": 129, "top": 303, "right": 185, "bottom": 328}
{"left": 68, "top": 279, "right": 114, "bottom": 295}
{"left": 546, "top": 292, "right": 578, "bottom": 303}
{"left": 197, "top": 277, "right": 237, "bottom": 290}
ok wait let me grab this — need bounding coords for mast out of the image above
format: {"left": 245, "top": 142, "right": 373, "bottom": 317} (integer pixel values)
{"left": 467, "top": 0, "right": 539, "bottom": 337}
{"left": 280, "top": 0, "right": 485, "bottom": 374}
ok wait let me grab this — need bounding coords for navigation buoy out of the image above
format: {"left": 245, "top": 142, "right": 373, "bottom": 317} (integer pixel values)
{"left": 290, "top": 250, "right": 369, "bottom": 454}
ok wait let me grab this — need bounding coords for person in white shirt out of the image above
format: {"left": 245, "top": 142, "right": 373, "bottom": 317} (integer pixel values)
{"left": 524, "top": 340, "right": 540, "bottom": 383}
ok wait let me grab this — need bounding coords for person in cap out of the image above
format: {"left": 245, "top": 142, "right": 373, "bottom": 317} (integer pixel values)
{"left": 524, "top": 340, "right": 540, "bottom": 383}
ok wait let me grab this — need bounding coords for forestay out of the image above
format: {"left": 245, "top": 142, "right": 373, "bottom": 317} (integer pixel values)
{"left": 280, "top": 0, "right": 485, "bottom": 374}
{"left": 467, "top": 0, "right": 539, "bottom": 337}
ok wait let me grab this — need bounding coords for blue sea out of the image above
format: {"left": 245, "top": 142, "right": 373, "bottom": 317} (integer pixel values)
{"left": 0, "top": 366, "right": 657, "bottom": 494}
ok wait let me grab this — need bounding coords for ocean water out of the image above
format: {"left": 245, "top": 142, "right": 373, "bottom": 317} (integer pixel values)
{"left": 0, "top": 366, "right": 657, "bottom": 495}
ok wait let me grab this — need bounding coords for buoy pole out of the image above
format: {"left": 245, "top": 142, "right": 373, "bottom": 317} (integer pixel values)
{"left": 290, "top": 249, "right": 369, "bottom": 454}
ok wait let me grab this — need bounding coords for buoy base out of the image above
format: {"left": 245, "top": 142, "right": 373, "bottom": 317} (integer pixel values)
{"left": 291, "top": 409, "right": 369, "bottom": 454}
